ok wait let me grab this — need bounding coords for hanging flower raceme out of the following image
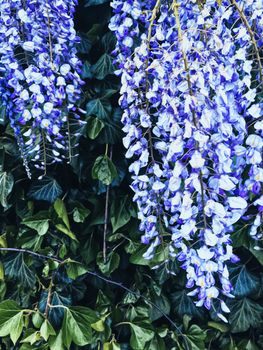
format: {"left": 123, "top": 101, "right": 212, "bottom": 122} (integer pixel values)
{"left": 110, "top": 0, "right": 262, "bottom": 318}
{"left": 0, "top": 0, "right": 83, "bottom": 177}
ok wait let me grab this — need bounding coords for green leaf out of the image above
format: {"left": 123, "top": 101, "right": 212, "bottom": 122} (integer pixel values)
{"left": 54, "top": 199, "right": 70, "bottom": 230}
{"left": 248, "top": 243, "right": 263, "bottom": 265}
{"left": 0, "top": 172, "right": 14, "bottom": 208}
{"left": 84, "top": 0, "right": 110, "bottom": 6}
{"left": 230, "top": 265, "right": 260, "bottom": 297}
{"left": 4, "top": 253, "right": 36, "bottom": 288}
{"left": 66, "top": 261, "right": 87, "bottom": 280}
{"left": 237, "top": 340, "right": 260, "bottom": 350}
{"left": 49, "top": 330, "right": 64, "bottom": 350}
{"left": 21, "top": 330, "right": 41, "bottom": 345}
{"left": 207, "top": 321, "right": 229, "bottom": 333}
{"left": 103, "top": 341, "right": 121, "bottom": 350}
{"left": 91, "top": 53, "right": 114, "bottom": 80}
{"left": 185, "top": 325, "right": 206, "bottom": 350}
{"left": 28, "top": 177, "right": 63, "bottom": 202}
{"left": 130, "top": 245, "right": 170, "bottom": 268}
{"left": 145, "top": 336, "right": 166, "bottom": 350}
{"left": 73, "top": 204, "right": 91, "bottom": 223}
{"left": 23, "top": 211, "right": 49, "bottom": 236}
{"left": 229, "top": 298, "right": 263, "bottom": 333}
{"left": 40, "top": 319, "right": 56, "bottom": 341}
{"left": 110, "top": 196, "right": 132, "bottom": 233}
{"left": 92, "top": 155, "right": 117, "bottom": 185}
{"left": 0, "top": 300, "right": 24, "bottom": 344}
{"left": 149, "top": 295, "right": 170, "bottom": 321}
{"left": 87, "top": 117, "right": 105, "bottom": 139}
{"left": 86, "top": 98, "right": 112, "bottom": 120}
{"left": 56, "top": 224, "right": 77, "bottom": 241}
{"left": 129, "top": 323, "right": 154, "bottom": 350}
{"left": 62, "top": 306, "right": 98, "bottom": 349}
{"left": 97, "top": 251, "right": 120, "bottom": 276}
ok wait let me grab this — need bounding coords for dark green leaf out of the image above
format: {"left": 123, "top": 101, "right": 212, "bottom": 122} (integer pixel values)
{"left": 171, "top": 290, "right": 204, "bottom": 319}
{"left": 28, "top": 177, "right": 63, "bottom": 202}
{"left": 230, "top": 265, "right": 260, "bottom": 297}
{"left": 91, "top": 53, "right": 114, "bottom": 80}
{"left": 4, "top": 253, "right": 36, "bottom": 288}
{"left": 86, "top": 98, "right": 112, "bottom": 120}
{"left": 81, "top": 61, "right": 93, "bottom": 79}
{"left": 110, "top": 196, "right": 132, "bottom": 233}
{"left": 229, "top": 298, "right": 263, "bottom": 333}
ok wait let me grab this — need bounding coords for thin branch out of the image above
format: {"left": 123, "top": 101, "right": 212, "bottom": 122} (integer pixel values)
{"left": 0, "top": 247, "right": 189, "bottom": 349}
{"left": 0, "top": 248, "right": 62, "bottom": 263}
{"left": 86, "top": 270, "right": 190, "bottom": 350}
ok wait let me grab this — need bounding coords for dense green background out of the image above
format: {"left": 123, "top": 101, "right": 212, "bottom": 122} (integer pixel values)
{"left": 0, "top": 0, "right": 262, "bottom": 349}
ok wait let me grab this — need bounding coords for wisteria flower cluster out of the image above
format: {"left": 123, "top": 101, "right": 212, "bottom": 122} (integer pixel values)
{"left": 110, "top": 0, "right": 263, "bottom": 319}
{"left": 0, "top": 0, "right": 83, "bottom": 176}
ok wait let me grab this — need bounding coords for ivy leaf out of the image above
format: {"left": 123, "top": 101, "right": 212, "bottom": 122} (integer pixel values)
{"left": 230, "top": 265, "right": 260, "bottom": 297}
{"left": 129, "top": 323, "right": 155, "bottom": 350}
{"left": 91, "top": 53, "right": 114, "bottom": 80}
{"left": 49, "top": 330, "right": 64, "bottom": 350}
{"left": 149, "top": 295, "right": 170, "bottom": 321}
{"left": 110, "top": 196, "right": 132, "bottom": 233}
{"left": 185, "top": 325, "right": 206, "bottom": 350}
{"left": 4, "top": 253, "right": 36, "bottom": 288}
{"left": 81, "top": 61, "right": 93, "bottom": 79}
{"left": 229, "top": 298, "right": 263, "bottom": 333}
{"left": 0, "top": 172, "right": 14, "bottom": 208}
{"left": 86, "top": 98, "right": 112, "bottom": 120}
{"left": 248, "top": 243, "right": 263, "bottom": 265}
{"left": 54, "top": 199, "right": 70, "bottom": 230}
{"left": 87, "top": 117, "right": 105, "bottom": 139}
{"left": 66, "top": 260, "right": 87, "bottom": 280}
{"left": 22, "top": 211, "right": 49, "bottom": 236}
{"left": 55, "top": 224, "right": 77, "bottom": 241}
{"left": 92, "top": 155, "right": 117, "bottom": 185}
{"left": 144, "top": 336, "right": 166, "bottom": 350}
{"left": 40, "top": 319, "right": 56, "bottom": 341}
{"left": 62, "top": 306, "right": 98, "bottom": 349}
{"left": 28, "top": 177, "right": 63, "bottom": 202}
{"left": 84, "top": 0, "right": 110, "bottom": 6}
{"left": 39, "top": 291, "right": 71, "bottom": 328}
{"left": 237, "top": 340, "right": 260, "bottom": 350}
{"left": 73, "top": 204, "right": 91, "bottom": 223}
{"left": 103, "top": 341, "right": 121, "bottom": 350}
{"left": 0, "top": 300, "right": 24, "bottom": 344}
{"left": 97, "top": 251, "right": 120, "bottom": 276}
{"left": 171, "top": 290, "right": 204, "bottom": 319}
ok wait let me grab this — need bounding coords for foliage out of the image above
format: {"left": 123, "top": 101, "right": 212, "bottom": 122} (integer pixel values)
{"left": 0, "top": 0, "right": 262, "bottom": 349}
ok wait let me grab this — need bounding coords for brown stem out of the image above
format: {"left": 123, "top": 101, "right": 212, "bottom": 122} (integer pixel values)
{"left": 230, "top": 0, "right": 263, "bottom": 87}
